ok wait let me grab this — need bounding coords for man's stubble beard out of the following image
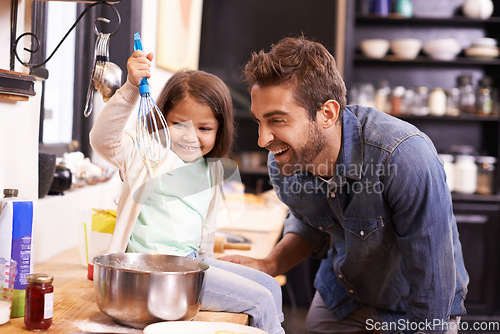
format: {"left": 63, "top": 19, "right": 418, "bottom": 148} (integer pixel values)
{"left": 278, "top": 121, "right": 327, "bottom": 177}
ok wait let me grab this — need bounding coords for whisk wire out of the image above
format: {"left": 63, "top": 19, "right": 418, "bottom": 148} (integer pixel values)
{"left": 133, "top": 32, "right": 170, "bottom": 166}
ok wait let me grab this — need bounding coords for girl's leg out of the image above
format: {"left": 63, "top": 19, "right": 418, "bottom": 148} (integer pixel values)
{"left": 205, "top": 258, "right": 284, "bottom": 320}
{"left": 201, "top": 258, "right": 284, "bottom": 334}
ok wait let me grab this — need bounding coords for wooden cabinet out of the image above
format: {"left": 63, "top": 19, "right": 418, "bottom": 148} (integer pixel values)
{"left": 453, "top": 194, "right": 500, "bottom": 315}
{"left": 344, "top": 1, "right": 500, "bottom": 316}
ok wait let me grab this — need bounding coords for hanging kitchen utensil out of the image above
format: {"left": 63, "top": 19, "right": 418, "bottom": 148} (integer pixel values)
{"left": 83, "top": 28, "right": 108, "bottom": 117}
{"left": 83, "top": 18, "right": 122, "bottom": 117}
{"left": 133, "top": 32, "right": 170, "bottom": 168}
{"left": 83, "top": 36, "right": 99, "bottom": 117}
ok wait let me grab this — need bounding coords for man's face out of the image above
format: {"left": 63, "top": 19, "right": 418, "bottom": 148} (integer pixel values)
{"left": 250, "top": 84, "right": 329, "bottom": 176}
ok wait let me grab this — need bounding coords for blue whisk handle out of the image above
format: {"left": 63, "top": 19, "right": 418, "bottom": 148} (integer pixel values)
{"left": 139, "top": 78, "right": 150, "bottom": 95}
{"left": 133, "top": 32, "right": 143, "bottom": 51}
{"left": 134, "top": 32, "right": 150, "bottom": 95}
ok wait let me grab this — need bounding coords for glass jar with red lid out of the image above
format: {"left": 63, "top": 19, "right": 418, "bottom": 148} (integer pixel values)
{"left": 24, "top": 273, "right": 54, "bottom": 330}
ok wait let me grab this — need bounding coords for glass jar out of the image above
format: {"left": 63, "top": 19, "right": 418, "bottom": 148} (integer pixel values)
{"left": 357, "top": 82, "right": 376, "bottom": 108}
{"left": 429, "top": 87, "right": 447, "bottom": 116}
{"left": 476, "top": 77, "right": 494, "bottom": 116}
{"left": 446, "top": 87, "right": 460, "bottom": 116}
{"left": 401, "top": 87, "right": 415, "bottom": 114}
{"left": 457, "top": 74, "right": 476, "bottom": 114}
{"left": 412, "top": 86, "right": 429, "bottom": 116}
{"left": 24, "top": 273, "right": 54, "bottom": 331}
{"left": 375, "top": 80, "right": 391, "bottom": 113}
{"left": 454, "top": 155, "right": 477, "bottom": 194}
{"left": 439, "top": 154, "right": 455, "bottom": 192}
{"left": 476, "top": 156, "right": 496, "bottom": 195}
{"left": 391, "top": 86, "right": 406, "bottom": 115}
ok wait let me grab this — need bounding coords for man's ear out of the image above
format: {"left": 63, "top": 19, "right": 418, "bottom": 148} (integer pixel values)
{"left": 317, "top": 99, "right": 340, "bottom": 128}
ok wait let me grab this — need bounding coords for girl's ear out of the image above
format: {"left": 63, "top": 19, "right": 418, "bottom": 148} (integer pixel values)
{"left": 317, "top": 99, "right": 340, "bottom": 128}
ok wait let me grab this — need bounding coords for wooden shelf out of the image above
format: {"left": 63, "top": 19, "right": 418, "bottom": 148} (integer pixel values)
{"left": 0, "top": 69, "right": 36, "bottom": 100}
{"left": 354, "top": 55, "right": 500, "bottom": 67}
{"left": 452, "top": 193, "right": 500, "bottom": 203}
{"left": 397, "top": 114, "right": 500, "bottom": 122}
{"left": 356, "top": 15, "right": 500, "bottom": 26}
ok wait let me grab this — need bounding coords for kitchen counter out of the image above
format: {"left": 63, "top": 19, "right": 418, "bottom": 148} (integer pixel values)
{"left": 2, "top": 191, "right": 288, "bottom": 333}
{"left": 2, "top": 247, "right": 248, "bottom": 333}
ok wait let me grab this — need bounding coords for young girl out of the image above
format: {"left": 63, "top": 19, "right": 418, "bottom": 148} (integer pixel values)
{"left": 89, "top": 50, "right": 284, "bottom": 334}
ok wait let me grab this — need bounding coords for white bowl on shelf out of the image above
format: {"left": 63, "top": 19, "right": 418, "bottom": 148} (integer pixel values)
{"left": 471, "top": 37, "right": 497, "bottom": 48}
{"left": 390, "top": 38, "right": 422, "bottom": 59}
{"left": 359, "top": 39, "right": 390, "bottom": 59}
{"left": 465, "top": 45, "right": 499, "bottom": 59}
{"left": 423, "top": 38, "right": 462, "bottom": 61}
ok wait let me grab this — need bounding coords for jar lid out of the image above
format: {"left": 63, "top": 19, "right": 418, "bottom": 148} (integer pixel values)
{"left": 449, "top": 145, "right": 476, "bottom": 156}
{"left": 3, "top": 188, "right": 18, "bottom": 198}
{"left": 439, "top": 154, "right": 454, "bottom": 162}
{"left": 27, "top": 273, "right": 54, "bottom": 284}
{"left": 478, "top": 76, "right": 493, "bottom": 87}
{"left": 392, "top": 86, "right": 406, "bottom": 96}
{"left": 457, "top": 75, "right": 473, "bottom": 86}
{"left": 455, "top": 155, "right": 476, "bottom": 162}
{"left": 476, "top": 156, "right": 497, "bottom": 164}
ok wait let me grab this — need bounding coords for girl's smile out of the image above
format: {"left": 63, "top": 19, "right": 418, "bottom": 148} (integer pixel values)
{"left": 166, "top": 97, "right": 219, "bottom": 163}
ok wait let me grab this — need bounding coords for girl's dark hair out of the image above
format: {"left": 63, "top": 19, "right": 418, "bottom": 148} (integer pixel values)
{"left": 156, "top": 70, "right": 234, "bottom": 158}
{"left": 243, "top": 36, "right": 347, "bottom": 121}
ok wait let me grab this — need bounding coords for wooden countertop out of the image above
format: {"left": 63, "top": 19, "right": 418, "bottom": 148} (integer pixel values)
{"left": 2, "top": 247, "right": 248, "bottom": 333}
{"left": 2, "top": 192, "right": 287, "bottom": 333}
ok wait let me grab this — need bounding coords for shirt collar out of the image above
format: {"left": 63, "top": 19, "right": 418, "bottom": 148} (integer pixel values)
{"left": 339, "top": 106, "right": 364, "bottom": 182}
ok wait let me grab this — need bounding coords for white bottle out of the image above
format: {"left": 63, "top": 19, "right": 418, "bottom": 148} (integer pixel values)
{"left": 439, "top": 154, "right": 455, "bottom": 192}
{"left": 454, "top": 155, "right": 477, "bottom": 194}
{"left": 429, "top": 88, "right": 447, "bottom": 116}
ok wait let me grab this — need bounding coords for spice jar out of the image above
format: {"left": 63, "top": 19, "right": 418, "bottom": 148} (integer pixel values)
{"left": 476, "top": 156, "right": 496, "bottom": 195}
{"left": 24, "top": 273, "right": 54, "bottom": 331}
{"left": 454, "top": 155, "right": 477, "bottom": 194}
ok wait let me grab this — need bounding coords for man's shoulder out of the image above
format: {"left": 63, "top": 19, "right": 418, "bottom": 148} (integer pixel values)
{"left": 345, "top": 105, "right": 427, "bottom": 153}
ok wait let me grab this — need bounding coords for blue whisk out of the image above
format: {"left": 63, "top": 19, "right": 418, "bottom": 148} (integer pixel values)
{"left": 133, "top": 32, "right": 170, "bottom": 167}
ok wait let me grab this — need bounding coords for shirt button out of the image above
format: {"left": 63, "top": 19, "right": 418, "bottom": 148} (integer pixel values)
{"left": 348, "top": 289, "right": 354, "bottom": 294}
{"left": 338, "top": 274, "right": 343, "bottom": 279}
{"left": 330, "top": 193, "right": 335, "bottom": 198}
{"left": 360, "top": 231, "right": 365, "bottom": 236}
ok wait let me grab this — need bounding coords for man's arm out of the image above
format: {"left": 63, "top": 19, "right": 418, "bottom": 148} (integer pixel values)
{"left": 218, "top": 232, "right": 314, "bottom": 277}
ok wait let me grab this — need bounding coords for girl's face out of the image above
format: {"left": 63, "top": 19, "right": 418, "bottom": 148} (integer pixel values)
{"left": 166, "top": 96, "right": 219, "bottom": 163}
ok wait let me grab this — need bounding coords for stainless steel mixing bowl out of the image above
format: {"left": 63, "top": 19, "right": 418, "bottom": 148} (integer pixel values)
{"left": 93, "top": 253, "right": 209, "bottom": 329}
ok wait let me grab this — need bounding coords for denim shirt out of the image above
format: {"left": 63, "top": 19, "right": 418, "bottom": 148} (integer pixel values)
{"left": 270, "top": 105, "right": 469, "bottom": 333}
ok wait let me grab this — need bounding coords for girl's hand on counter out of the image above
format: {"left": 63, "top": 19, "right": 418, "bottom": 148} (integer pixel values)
{"left": 127, "top": 50, "right": 154, "bottom": 87}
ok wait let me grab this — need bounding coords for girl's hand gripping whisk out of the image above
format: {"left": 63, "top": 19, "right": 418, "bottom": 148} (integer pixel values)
{"left": 133, "top": 32, "right": 170, "bottom": 167}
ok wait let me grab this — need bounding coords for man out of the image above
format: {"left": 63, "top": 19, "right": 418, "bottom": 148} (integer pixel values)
{"left": 220, "top": 36, "right": 469, "bottom": 334}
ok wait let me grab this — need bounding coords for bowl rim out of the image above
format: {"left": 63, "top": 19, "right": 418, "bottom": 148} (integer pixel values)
{"left": 359, "top": 38, "right": 390, "bottom": 45}
{"left": 93, "top": 253, "right": 210, "bottom": 274}
{"left": 391, "top": 38, "right": 422, "bottom": 43}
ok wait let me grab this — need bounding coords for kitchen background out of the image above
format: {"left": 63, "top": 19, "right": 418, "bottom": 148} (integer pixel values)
{"left": 2, "top": 0, "right": 500, "bottom": 331}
